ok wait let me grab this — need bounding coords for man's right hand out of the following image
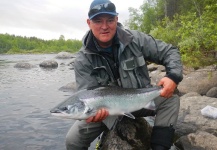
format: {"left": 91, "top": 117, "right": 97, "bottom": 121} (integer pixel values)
{"left": 86, "top": 108, "right": 109, "bottom": 123}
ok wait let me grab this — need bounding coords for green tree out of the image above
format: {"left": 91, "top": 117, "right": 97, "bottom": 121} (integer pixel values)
{"left": 0, "top": 34, "right": 82, "bottom": 54}
{"left": 125, "top": 1, "right": 158, "bottom": 33}
{"left": 126, "top": 0, "right": 217, "bottom": 67}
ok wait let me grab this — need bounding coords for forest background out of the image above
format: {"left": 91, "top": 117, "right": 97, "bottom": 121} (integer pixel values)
{"left": 0, "top": 0, "right": 216, "bottom": 68}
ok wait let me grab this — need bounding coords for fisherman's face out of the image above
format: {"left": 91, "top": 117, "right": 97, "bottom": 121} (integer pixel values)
{"left": 87, "top": 14, "right": 118, "bottom": 48}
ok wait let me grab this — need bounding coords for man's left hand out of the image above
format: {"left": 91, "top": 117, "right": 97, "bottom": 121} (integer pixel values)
{"left": 86, "top": 108, "right": 109, "bottom": 123}
{"left": 157, "top": 77, "right": 177, "bottom": 98}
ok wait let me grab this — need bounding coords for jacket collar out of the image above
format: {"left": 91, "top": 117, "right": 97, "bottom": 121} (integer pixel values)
{"left": 116, "top": 25, "right": 133, "bottom": 48}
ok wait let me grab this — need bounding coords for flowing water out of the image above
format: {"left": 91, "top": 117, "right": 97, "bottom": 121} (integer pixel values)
{"left": 0, "top": 54, "right": 96, "bottom": 150}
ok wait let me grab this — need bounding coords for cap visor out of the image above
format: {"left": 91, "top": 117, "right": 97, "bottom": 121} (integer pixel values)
{"left": 89, "top": 12, "right": 118, "bottom": 20}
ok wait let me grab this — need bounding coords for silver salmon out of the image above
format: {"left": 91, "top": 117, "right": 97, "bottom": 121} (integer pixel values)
{"left": 50, "top": 86, "right": 162, "bottom": 120}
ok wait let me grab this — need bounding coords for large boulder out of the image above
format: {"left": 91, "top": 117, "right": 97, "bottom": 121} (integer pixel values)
{"left": 176, "top": 94, "right": 217, "bottom": 137}
{"left": 178, "top": 69, "right": 217, "bottom": 95}
{"left": 99, "top": 117, "right": 152, "bottom": 150}
{"left": 175, "top": 131, "right": 217, "bottom": 150}
{"left": 175, "top": 93, "right": 217, "bottom": 150}
{"left": 39, "top": 60, "right": 58, "bottom": 68}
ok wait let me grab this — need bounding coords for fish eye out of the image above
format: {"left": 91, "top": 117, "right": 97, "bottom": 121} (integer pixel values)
{"left": 59, "top": 106, "right": 68, "bottom": 111}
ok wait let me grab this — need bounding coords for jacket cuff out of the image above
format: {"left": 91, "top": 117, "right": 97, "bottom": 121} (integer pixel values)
{"left": 165, "top": 74, "right": 180, "bottom": 85}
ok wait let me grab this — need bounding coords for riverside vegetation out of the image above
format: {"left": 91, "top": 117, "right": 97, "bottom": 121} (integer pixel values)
{"left": 0, "top": 0, "right": 216, "bottom": 69}
{"left": 0, "top": 34, "right": 82, "bottom": 54}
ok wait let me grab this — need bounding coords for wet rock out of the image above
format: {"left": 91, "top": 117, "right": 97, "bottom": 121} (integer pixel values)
{"left": 14, "top": 62, "right": 35, "bottom": 69}
{"left": 55, "top": 52, "right": 75, "bottom": 59}
{"left": 175, "top": 131, "right": 217, "bottom": 150}
{"left": 39, "top": 60, "right": 58, "bottom": 68}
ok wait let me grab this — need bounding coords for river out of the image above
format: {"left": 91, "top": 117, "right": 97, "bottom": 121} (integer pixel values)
{"left": 0, "top": 54, "right": 95, "bottom": 150}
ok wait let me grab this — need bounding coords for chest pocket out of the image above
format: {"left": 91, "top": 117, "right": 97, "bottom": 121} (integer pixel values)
{"left": 121, "top": 56, "right": 150, "bottom": 88}
{"left": 122, "top": 56, "right": 146, "bottom": 71}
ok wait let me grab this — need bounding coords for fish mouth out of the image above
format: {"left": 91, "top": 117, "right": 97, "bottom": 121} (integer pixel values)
{"left": 50, "top": 108, "right": 73, "bottom": 118}
{"left": 50, "top": 108, "right": 66, "bottom": 117}
{"left": 50, "top": 109, "right": 61, "bottom": 113}
{"left": 50, "top": 106, "right": 67, "bottom": 113}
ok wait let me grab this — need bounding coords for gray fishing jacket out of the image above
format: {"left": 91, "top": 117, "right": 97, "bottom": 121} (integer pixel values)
{"left": 74, "top": 24, "right": 183, "bottom": 91}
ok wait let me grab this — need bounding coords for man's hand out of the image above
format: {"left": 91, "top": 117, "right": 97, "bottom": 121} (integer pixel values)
{"left": 86, "top": 108, "right": 109, "bottom": 123}
{"left": 157, "top": 77, "right": 177, "bottom": 98}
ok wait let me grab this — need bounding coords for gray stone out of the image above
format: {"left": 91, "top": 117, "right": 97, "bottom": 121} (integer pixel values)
{"left": 183, "top": 66, "right": 195, "bottom": 75}
{"left": 157, "top": 65, "right": 165, "bottom": 72}
{"left": 178, "top": 70, "right": 217, "bottom": 95}
{"left": 175, "top": 131, "right": 217, "bottom": 150}
{"left": 55, "top": 52, "right": 75, "bottom": 59}
{"left": 14, "top": 62, "right": 35, "bottom": 69}
{"left": 176, "top": 96, "right": 217, "bottom": 137}
{"left": 180, "top": 92, "right": 201, "bottom": 99}
{"left": 39, "top": 60, "right": 58, "bottom": 68}
{"left": 206, "top": 87, "right": 217, "bottom": 98}
{"left": 150, "top": 70, "right": 165, "bottom": 85}
{"left": 147, "top": 63, "right": 158, "bottom": 72}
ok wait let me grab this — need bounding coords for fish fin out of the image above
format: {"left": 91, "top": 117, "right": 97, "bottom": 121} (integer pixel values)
{"left": 123, "top": 113, "right": 135, "bottom": 119}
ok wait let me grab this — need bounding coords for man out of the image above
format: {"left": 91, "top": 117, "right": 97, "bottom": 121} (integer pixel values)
{"left": 66, "top": 0, "right": 183, "bottom": 149}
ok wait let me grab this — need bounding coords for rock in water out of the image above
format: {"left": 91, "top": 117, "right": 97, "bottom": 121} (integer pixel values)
{"left": 14, "top": 62, "right": 35, "bottom": 69}
{"left": 39, "top": 60, "right": 58, "bottom": 68}
{"left": 99, "top": 117, "right": 152, "bottom": 150}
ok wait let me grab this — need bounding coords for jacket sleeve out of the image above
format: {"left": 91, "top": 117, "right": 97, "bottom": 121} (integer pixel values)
{"left": 74, "top": 51, "right": 99, "bottom": 91}
{"left": 136, "top": 32, "right": 183, "bottom": 84}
